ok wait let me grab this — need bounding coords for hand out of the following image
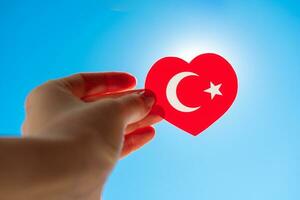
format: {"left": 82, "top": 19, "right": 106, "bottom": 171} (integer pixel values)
{"left": 21, "top": 72, "right": 162, "bottom": 199}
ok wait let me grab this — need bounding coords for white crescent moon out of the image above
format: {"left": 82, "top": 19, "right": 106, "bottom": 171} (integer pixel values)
{"left": 166, "top": 72, "right": 201, "bottom": 112}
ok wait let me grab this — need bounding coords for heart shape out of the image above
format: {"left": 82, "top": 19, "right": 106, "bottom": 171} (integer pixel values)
{"left": 145, "top": 53, "right": 238, "bottom": 136}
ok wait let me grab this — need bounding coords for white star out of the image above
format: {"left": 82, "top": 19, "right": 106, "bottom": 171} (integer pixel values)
{"left": 204, "top": 82, "right": 223, "bottom": 100}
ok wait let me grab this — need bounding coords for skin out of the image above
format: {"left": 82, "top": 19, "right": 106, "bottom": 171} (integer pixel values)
{"left": 0, "top": 72, "right": 162, "bottom": 200}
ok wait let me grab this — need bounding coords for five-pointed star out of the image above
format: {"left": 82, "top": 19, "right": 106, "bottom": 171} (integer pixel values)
{"left": 204, "top": 82, "right": 223, "bottom": 100}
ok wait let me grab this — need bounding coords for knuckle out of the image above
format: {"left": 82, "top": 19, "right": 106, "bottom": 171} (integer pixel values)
{"left": 60, "top": 73, "right": 85, "bottom": 95}
{"left": 29, "top": 80, "right": 55, "bottom": 96}
{"left": 24, "top": 86, "right": 43, "bottom": 111}
{"left": 24, "top": 80, "right": 56, "bottom": 111}
{"left": 73, "top": 73, "right": 84, "bottom": 79}
{"left": 70, "top": 73, "right": 85, "bottom": 83}
{"left": 68, "top": 73, "right": 84, "bottom": 85}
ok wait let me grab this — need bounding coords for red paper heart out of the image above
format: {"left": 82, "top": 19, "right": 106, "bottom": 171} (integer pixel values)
{"left": 145, "top": 53, "right": 238, "bottom": 136}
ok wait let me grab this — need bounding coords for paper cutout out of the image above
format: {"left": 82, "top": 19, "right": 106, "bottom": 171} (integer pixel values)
{"left": 145, "top": 53, "right": 238, "bottom": 136}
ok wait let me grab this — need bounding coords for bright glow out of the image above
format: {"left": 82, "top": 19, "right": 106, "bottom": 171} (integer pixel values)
{"left": 168, "top": 38, "right": 236, "bottom": 63}
{"left": 160, "top": 36, "right": 253, "bottom": 94}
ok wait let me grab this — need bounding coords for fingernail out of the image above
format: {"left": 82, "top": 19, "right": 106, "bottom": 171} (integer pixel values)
{"left": 138, "top": 89, "right": 156, "bottom": 108}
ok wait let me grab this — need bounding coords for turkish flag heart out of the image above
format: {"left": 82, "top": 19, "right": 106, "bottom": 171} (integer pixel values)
{"left": 145, "top": 53, "right": 238, "bottom": 136}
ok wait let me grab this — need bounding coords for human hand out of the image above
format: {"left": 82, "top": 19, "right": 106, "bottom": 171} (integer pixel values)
{"left": 22, "top": 72, "right": 162, "bottom": 199}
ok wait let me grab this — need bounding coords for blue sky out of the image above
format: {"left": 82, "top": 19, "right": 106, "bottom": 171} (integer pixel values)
{"left": 0, "top": 0, "right": 299, "bottom": 199}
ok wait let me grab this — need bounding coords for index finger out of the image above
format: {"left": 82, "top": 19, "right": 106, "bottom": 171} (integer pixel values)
{"left": 60, "top": 72, "right": 136, "bottom": 98}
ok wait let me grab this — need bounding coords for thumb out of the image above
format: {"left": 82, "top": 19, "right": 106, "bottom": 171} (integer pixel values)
{"left": 116, "top": 90, "right": 156, "bottom": 125}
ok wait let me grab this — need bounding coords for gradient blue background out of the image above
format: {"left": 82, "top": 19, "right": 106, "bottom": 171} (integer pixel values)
{"left": 0, "top": 0, "right": 299, "bottom": 199}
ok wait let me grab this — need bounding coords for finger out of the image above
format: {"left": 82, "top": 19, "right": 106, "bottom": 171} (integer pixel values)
{"left": 25, "top": 72, "right": 136, "bottom": 115}
{"left": 125, "top": 112, "right": 163, "bottom": 134}
{"left": 59, "top": 72, "right": 136, "bottom": 98}
{"left": 115, "top": 90, "right": 156, "bottom": 125}
{"left": 120, "top": 126, "right": 155, "bottom": 158}
{"left": 82, "top": 89, "right": 143, "bottom": 102}
{"left": 84, "top": 89, "right": 163, "bottom": 134}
